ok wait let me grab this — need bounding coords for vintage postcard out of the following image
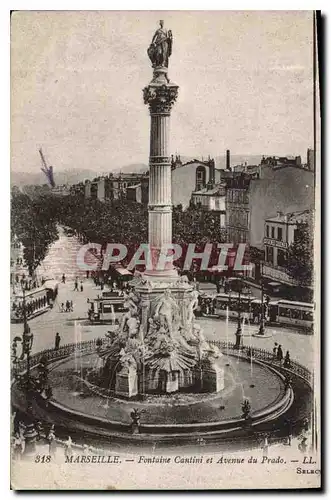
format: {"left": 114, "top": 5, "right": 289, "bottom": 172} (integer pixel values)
{"left": 10, "top": 10, "right": 321, "bottom": 490}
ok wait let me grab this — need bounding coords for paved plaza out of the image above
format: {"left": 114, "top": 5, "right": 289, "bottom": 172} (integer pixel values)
{"left": 11, "top": 277, "right": 316, "bottom": 371}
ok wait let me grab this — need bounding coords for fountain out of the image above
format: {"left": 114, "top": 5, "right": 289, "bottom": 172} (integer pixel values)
{"left": 81, "top": 20, "right": 226, "bottom": 399}
{"left": 11, "top": 22, "right": 301, "bottom": 448}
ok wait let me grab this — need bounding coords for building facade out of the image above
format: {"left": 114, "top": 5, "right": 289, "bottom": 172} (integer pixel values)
{"left": 249, "top": 162, "right": 315, "bottom": 249}
{"left": 171, "top": 157, "right": 221, "bottom": 209}
{"left": 263, "top": 210, "right": 312, "bottom": 285}
{"left": 225, "top": 173, "right": 251, "bottom": 244}
{"left": 85, "top": 173, "right": 149, "bottom": 202}
{"left": 191, "top": 184, "right": 226, "bottom": 228}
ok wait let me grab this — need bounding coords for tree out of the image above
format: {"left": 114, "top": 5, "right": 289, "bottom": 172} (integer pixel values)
{"left": 11, "top": 191, "right": 58, "bottom": 276}
{"left": 286, "top": 223, "right": 313, "bottom": 286}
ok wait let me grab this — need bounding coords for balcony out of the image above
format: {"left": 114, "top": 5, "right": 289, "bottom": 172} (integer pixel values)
{"left": 262, "top": 264, "right": 296, "bottom": 285}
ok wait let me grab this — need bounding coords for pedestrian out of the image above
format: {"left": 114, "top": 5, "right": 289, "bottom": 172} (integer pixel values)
{"left": 276, "top": 344, "right": 283, "bottom": 364}
{"left": 12, "top": 433, "right": 23, "bottom": 460}
{"left": 224, "top": 280, "right": 228, "bottom": 294}
{"left": 65, "top": 300, "right": 70, "bottom": 312}
{"left": 47, "top": 425, "right": 56, "bottom": 458}
{"left": 70, "top": 300, "right": 74, "bottom": 312}
{"left": 35, "top": 421, "right": 43, "bottom": 441}
{"left": 285, "top": 419, "right": 293, "bottom": 446}
{"left": 62, "top": 274, "right": 66, "bottom": 284}
{"left": 55, "top": 332, "right": 61, "bottom": 350}
{"left": 283, "top": 350, "right": 291, "bottom": 368}
{"left": 273, "top": 342, "right": 278, "bottom": 359}
{"left": 60, "top": 303, "right": 65, "bottom": 313}
{"left": 262, "top": 435, "right": 269, "bottom": 456}
{"left": 211, "top": 297, "right": 216, "bottom": 315}
{"left": 298, "top": 436, "right": 308, "bottom": 454}
{"left": 64, "top": 436, "right": 73, "bottom": 459}
{"left": 74, "top": 278, "right": 78, "bottom": 291}
{"left": 80, "top": 281, "right": 84, "bottom": 292}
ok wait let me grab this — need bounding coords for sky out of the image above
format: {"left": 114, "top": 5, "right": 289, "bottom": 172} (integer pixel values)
{"left": 11, "top": 10, "right": 314, "bottom": 174}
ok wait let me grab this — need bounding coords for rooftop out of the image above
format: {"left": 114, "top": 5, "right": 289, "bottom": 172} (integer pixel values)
{"left": 266, "top": 209, "right": 312, "bottom": 224}
{"left": 192, "top": 185, "right": 226, "bottom": 196}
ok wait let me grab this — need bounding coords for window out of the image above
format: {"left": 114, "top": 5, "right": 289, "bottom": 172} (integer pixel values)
{"left": 266, "top": 246, "right": 274, "bottom": 264}
{"left": 271, "top": 227, "right": 275, "bottom": 239}
{"left": 279, "top": 307, "right": 291, "bottom": 318}
{"left": 291, "top": 309, "right": 302, "bottom": 320}
{"left": 277, "top": 227, "right": 283, "bottom": 241}
{"left": 266, "top": 225, "right": 269, "bottom": 237}
{"left": 277, "top": 249, "right": 287, "bottom": 267}
{"left": 303, "top": 311, "right": 313, "bottom": 321}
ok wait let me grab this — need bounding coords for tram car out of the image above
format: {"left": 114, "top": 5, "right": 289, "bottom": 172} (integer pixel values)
{"left": 200, "top": 293, "right": 314, "bottom": 330}
{"left": 87, "top": 291, "right": 129, "bottom": 323}
{"left": 10, "top": 280, "right": 58, "bottom": 323}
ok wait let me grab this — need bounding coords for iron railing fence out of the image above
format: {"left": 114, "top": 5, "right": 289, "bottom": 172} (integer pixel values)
{"left": 12, "top": 337, "right": 312, "bottom": 387}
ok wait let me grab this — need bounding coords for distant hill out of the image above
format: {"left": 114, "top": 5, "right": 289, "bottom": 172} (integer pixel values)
{"left": 10, "top": 155, "right": 263, "bottom": 188}
{"left": 113, "top": 163, "right": 148, "bottom": 175}
{"left": 11, "top": 169, "right": 101, "bottom": 188}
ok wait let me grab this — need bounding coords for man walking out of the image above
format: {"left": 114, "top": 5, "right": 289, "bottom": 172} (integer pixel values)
{"left": 62, "top": 274, "right": 66, "bottom": 284}
{"left": 55, "top": 332, "right": 61, "bottom": 350}
{"left": 276, "top": 344, "right": 283, "bottom": 364}
{"left": 74, "top": 278, "right": 79, "bottom": 291}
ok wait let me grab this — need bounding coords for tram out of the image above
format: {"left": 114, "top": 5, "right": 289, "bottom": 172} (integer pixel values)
{"left": 87, "top": 291, "right": 128, "bottom": 323}
{"left": 201, "top": 293, "right": 314, "bottom": 330}
{"left": 11, "top": 281, "right": 58, "bottom": 323}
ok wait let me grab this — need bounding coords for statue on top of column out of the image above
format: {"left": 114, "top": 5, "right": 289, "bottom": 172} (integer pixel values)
{"left": 148, "top": 20, "right": 173, "bottom": 68}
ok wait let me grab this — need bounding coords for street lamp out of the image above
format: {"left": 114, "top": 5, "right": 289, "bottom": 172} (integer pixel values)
{"left": 13, "top": 280, "right": 37, "bottom": 455}
{"left": 20, "top": 284, "right": 34, "bottom": 393}
{"left": 258, "top": 261, "right": 265, "bottom": 336}
{"left": 234, "top": 277, "right": 243, "bottom": 350}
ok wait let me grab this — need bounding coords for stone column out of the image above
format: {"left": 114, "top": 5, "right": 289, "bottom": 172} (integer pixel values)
{"left": 143, "top": 68, "right": 179, "bottom": 280}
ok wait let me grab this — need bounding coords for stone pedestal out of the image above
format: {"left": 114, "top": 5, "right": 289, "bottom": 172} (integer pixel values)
{"left": 201, "top": 362, "right": 225, "bottom": 393}
{"left": 115, "top": 365, "right": 138, "bottom": 398}
{"left": 166, "top": 371, "right": 179, "bottom": 393}
{"left": 135, "top": 277, "right": 194, "bottom": 341}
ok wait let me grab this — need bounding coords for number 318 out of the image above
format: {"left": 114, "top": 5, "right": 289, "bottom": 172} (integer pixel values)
{"left": 35, "top": 455, "right": 51, "bottom": 463}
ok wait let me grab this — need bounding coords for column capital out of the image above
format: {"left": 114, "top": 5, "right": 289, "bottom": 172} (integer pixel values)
{"left": 143, "top": 83, "right": 179, "bottom": 115}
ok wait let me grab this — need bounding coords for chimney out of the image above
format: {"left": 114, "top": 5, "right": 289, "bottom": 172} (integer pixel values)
{"left": 207, "top": 158, "right": 215, "bottom": 188}
{"left": 226, "top": 149, "right": 231, "bottom": 171}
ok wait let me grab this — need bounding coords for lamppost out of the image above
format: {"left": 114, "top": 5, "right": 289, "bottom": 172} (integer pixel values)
{"left": 258, "top": 261, "right": 265, "bottom": 336}
{"left": 13, "top": 281, "right": 37, "bottom": 455}
{"left": 234, "top": 277, "right": 243, "bottom": 350}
